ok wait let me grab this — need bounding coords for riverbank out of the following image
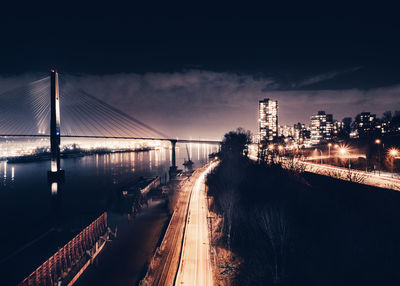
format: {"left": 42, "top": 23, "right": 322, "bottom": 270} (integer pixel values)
{"left": 75, "top": 172, "right": 199, "bottom": 286}
{"left": 5, "top": 147, "right": 153, "bottom": 163}
{"left": 75, "top": 200, "right": 170, "bottom": 286}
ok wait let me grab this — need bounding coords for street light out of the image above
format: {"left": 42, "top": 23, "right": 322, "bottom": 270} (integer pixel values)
{"left": 315, "top": 148, "right": 323, "bottom": 164}
{"left": 339, "top": 147, "right": 351, "bottom": 170}
{"left": 375, "top": 139, "right": 382, "bottom": 176}
{"left": 389, "top": 148, "right": 399, "bottom": 177}
{"left": 327, "top": 143, "right": 332, "bottom": 158}
{"left": 390, "top": 149, "right": 399, "bottom": 157}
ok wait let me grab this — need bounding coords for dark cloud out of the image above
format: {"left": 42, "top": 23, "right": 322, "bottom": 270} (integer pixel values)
{"left": 63, "top": 71, "right": 273, "bottom": 139}
{"left": 294, "top": 67, "right": 363, "bottom": 88}
{"left": 64, "top": 71, "right": 400, "bottom": 139}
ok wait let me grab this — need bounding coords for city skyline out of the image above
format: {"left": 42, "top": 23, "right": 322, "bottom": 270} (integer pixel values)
{"left": 256, "top": 95, "right": 400, "bottom": 147}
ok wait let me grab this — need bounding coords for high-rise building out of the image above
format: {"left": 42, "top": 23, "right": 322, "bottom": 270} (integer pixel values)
{"left": 332, "top": 120, "right": 344, "bottom": 139}
{"left": 310, "top": 111, "right": 333, "bottom": 145}
{"left": 279, "top": 125, "right": 294, "bottom": 138}
{"left": 259, "top": 98, "right": 278, "bottom": 142}
{"left": 294, "top": 122, "right": 309, "bottom": 145}
{"left": 354, "top": 112, "right": 376, "bottom": 137}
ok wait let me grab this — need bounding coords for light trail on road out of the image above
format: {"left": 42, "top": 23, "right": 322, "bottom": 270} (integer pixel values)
{"left": 249, "top": 155, "right": 400, "bottom": 191}
{"left": 300, "top": 161, "right": 400, "bottom": 191}
{"left": 175, "top": 162, "right": 216, "bottom": 286}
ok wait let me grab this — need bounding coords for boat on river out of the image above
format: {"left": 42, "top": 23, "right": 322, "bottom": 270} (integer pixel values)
{"left": 121, "top": 176, "right": 161, "bottom": 197}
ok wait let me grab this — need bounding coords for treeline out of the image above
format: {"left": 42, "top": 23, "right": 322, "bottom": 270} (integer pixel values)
{"left": 207, "top": 128, "right": 308, "bottom": 284}
{"left": 207, "top": 155, "right": 308, "bottom": 285}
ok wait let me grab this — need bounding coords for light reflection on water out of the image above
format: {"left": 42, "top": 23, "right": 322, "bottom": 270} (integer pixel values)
{"left": 0, "top": 143, "right": 218, "bottom": 228}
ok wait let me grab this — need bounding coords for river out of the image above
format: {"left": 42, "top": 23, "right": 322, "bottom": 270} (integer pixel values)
{"left": 0, "top": 143, "right": 217, "bottom": 285}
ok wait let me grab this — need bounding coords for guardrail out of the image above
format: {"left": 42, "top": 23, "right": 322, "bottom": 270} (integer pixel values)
{"left": 19, "top": 212, "right": 107, "bottom": 286}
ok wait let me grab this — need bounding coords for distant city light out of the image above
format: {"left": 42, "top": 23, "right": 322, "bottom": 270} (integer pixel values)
{"left": 0, "top": 138, "right": 169, "bottom": 159}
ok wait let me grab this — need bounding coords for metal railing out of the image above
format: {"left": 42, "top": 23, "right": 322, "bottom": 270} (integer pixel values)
{"left": 19, "top": 212, "right": 107, "bottom": 286}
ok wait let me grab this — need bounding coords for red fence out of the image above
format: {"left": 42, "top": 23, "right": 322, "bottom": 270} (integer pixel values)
{"left": 19, "top": 212, "right": 107, "bottom": 286}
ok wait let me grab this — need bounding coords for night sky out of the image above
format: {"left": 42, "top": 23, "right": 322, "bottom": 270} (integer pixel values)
{"left": 1, "top": 2, "right": 400, "bottom": 139}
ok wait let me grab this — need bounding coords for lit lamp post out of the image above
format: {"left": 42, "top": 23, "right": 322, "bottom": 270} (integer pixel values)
{"left": 339, "top": 147, "right": 351, "bottom": 171}
{"left": 315, "top": 148, "right": 323, "bottom": 164}
{"left": 389, "top": 148, "right": 399, "bottom": 178}
{"left": 375, "top": 139, "right": 382, "bottom": 176}
{"left": 328, "top": 143, "right": 332, "bottom": 158}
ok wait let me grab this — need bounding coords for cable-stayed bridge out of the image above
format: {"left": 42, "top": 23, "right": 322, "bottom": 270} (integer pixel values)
{"left": 0, "top": 70, "right": 220, "bottom": 180}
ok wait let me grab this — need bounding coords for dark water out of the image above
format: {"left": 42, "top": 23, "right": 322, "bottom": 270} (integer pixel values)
{"left": 0, "top": 143, "right": 217, "bottom": 285}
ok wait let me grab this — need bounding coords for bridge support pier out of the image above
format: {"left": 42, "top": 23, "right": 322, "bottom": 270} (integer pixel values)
{"left": 48, "top": 69, "right": 64, "bottom": 188}
{"left": 169, "top": 139, "right": 178, "bottom": 178}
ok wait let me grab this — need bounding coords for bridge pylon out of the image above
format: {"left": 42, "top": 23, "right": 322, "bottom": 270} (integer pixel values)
{"left": 169, "top": 139, "right": 178, "bottom": 177}
{"left": 47, "top": 69, "right": 65, "bottom": 185}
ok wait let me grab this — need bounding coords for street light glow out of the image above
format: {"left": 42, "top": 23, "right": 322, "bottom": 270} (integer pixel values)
{"left": 389, "top": 148, "right": 399, "bottom": 157}
{"left": 339, "top": 147, "right": 347, "bottom": 155}
{"left": 375, "top": 139, "right": 381, "bottom": 144}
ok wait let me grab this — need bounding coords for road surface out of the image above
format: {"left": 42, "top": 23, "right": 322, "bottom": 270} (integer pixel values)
{"left": 300, "top": 160, "right": 400, "bottom": 190}
{"left": 175, "top": 163, "right": 216, "bottom": 286}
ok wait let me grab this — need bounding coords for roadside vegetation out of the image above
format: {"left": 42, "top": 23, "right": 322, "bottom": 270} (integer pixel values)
{"left": 207, "top": 128, "right": 400, "bottom": 286}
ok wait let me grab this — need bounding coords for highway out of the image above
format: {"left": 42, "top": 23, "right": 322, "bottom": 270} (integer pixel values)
{"left": 249, "top": 155, "right": 400, "bottom": 191}
{"left": 175, "top": 163, "right": 216, "bottom": 286}
{"left": 300, "top": 160, "right": 400, "bottom": 191}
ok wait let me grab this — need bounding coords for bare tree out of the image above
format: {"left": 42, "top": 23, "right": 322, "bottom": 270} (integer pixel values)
{"left": 286, "top": 157, "right": 306, "bottom": 174}
{"left": 257, "top": 204, "right": 289, "bottom": 285}
{"left": 324, "top": 169, "right": 343, "bottom": 180}
{"left": 218, "top": 187, "right": 237, "bottom": 251}
{"left": 346, "top": 169, "right": 366, "bottom": 184}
